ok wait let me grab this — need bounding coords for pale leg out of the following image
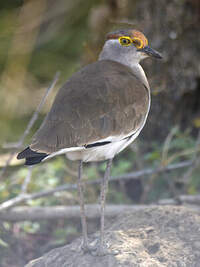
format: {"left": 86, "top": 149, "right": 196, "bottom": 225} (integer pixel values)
{"left": 98, "top": 158, "right": 113, "bottom": 254}
{"left": 77, "top": 160, "right": 89, "bottom": 251}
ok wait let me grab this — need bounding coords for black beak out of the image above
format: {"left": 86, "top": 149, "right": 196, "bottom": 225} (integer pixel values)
{"left": 139, "top": 46, "right": 162, "bottom": 59}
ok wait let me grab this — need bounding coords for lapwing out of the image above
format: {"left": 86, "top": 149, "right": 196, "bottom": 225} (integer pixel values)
{"left": 17, "top": 29, "right": 162, "bottom": 255}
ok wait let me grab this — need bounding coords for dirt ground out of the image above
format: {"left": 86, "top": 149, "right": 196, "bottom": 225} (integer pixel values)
{"left": 26, "top": 205, "right": 200, "bottom": 267}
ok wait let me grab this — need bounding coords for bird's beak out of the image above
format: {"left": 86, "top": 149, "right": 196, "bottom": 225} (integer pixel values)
{"left": 139, "top": 46, "right": 162, "bottom": 59}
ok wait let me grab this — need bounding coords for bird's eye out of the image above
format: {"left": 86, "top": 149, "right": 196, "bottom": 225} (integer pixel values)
{"left": 132, "top": 37, "right": 144, "bottom": 49}
{"left": 119, "top": 37, "right": 132, "bottom": 46}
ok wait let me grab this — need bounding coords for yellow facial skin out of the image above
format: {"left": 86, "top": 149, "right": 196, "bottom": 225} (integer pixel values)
{"left": 119, "top": 36, "right": 148, "bottom": 49}
{"left": 118, "top": 36, "right": 132, "bottom": 46}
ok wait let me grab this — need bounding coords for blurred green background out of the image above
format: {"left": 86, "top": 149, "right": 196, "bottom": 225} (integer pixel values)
{"left": 0, "top": 0, "right": 200, "bottom": 266}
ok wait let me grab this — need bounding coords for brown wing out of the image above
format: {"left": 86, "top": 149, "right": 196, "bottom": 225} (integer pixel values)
{"left": 30, "top": 60, "right": 149, "bottom": 153}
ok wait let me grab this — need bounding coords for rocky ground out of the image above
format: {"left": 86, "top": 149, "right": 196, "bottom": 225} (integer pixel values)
{"left": 26, "top": 205, "right": 200, "bottom": 267}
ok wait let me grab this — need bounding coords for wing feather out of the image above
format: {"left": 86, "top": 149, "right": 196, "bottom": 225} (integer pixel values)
{"left": 30, "top": 60, "right": 149, "bottom": 153}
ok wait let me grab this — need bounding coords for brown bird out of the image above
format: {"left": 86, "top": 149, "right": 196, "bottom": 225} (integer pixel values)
{"left": 17, "top": 29, "right": 162, "bottom": 255}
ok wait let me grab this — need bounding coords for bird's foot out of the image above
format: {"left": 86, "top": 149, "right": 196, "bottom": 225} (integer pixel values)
{"left": 81, "top": 238, "right": 119, "bottom": 256}
{"left": 89, "top": 240, "right": 118, "bottom": 256}
{"left": 81, "top": 241, "right": 97, "bottom": 254}
{"left": 91, "top": 245, "right": 109, "bottom": 256}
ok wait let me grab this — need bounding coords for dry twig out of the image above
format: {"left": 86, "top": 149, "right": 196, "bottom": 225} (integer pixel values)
{"left": 1, "top": 198, "right": 200, "bottom": 222}
{"left": 21, "top": 167, "right": 33, "bottom": 194}
{"left": 181, "top": 130, "right": 200, "bottom": 184}
{"left": 0, "top": 72, "right": 60, "bottom": 179}
{"left": 0, "top": 204, "right": 163, "bottom": 221}
{"left": 0, "top": 159, "right": 192, "bottom": 212}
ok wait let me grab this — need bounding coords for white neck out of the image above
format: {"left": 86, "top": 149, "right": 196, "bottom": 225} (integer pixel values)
{"left": 99, "top": 40, "right": 150, "bottom": 89}
{"left": 130, "top": 64, "right": 150, "bottom": 90}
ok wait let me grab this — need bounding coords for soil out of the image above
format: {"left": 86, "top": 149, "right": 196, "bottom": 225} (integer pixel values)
{"left": 25, "top": 205, "right": 200, "bottom": 267}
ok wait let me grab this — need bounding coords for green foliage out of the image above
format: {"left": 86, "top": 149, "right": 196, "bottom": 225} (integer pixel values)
{"left": 107, "top": 187, "right": 132, "bottom": 204}
{"left": 85, "top": 165, "right": 99, "bottom": 180}
{"left": 19, "top": 221, "right": 40, "bottom": 234}
{"left": 111, "top": 160, "right": 132, "bottom": 176}
{"left": 0, "top": 238, "right": 9, "bottom": 248}
{"left": 188, "top": 170, "right": 200, "bottom": 195}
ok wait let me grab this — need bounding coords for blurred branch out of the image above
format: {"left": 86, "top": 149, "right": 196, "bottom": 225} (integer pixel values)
{"left": 161, "top": 127, "right": 200, "bottom": 166}
{"left": 181, "top": 129, "right": 200, "bottom": 184}
{"left": 159, "top": 194, "right": 200, "bottom": 205}
{"left": 165, "top": 147, "right": 200, "bottom": 165}
{"left": 141, "top": 127, "right": 200, "bottom": 203}
{"left": 19, "top": 0, "right": 82, "bottom": 34}
{"left": 130, "top": 142, "right": 150, "bottom": 203}
{"left": 141, "top": 127, "right": 179, "bottom": 203}
{"left": 0, "top": 72, "right": 60, "bottom": 178}
{"left": 0, "top": 204, "right": 160, "bottom": 221}
{"left": 0, "top": 199, "right": 200, "bottom": 222}
{"left": 17, "top": 0, "right": 82, "bottom": 49}
{"left": 0, "top": 0, "right": 47, "bottom": 116}
{"left": 161, "top": 126, "right": 179, "bottom": 164}
{"left": 21, "top": 167, "right": 33, "bottom": 194}
{"left": 0, "top": 159, "right": 192, "bottom": 212}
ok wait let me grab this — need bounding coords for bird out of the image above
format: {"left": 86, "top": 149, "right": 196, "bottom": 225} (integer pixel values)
{"left": 17, "top": 29, "right": 162, "bottom": 255}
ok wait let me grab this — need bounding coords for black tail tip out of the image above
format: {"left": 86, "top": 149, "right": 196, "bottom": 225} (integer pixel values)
{"left": 24, "top": 156, "right": 47, "bottom": 165}
{"left": 17, "top": 147, "right": 32, "bottom": 159}
{"left": 17, "top": 146, "right": 48, "bottom": 166}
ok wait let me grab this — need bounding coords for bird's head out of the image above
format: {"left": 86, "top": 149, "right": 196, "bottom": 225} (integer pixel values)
{"left": 99, "top": 29, "right": 162, "bottom": 65}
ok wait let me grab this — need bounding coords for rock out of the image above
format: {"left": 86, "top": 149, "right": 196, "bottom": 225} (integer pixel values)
{"left": 26, "top": 206, "right": 200, "bottom": 267}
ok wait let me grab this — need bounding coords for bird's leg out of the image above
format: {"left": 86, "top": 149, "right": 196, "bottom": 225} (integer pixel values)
{"left": 77, "top": 160, "right": 90, "bottom": 252}
{"left": 96, "top": 158, "right": 113, "bottom": 255}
